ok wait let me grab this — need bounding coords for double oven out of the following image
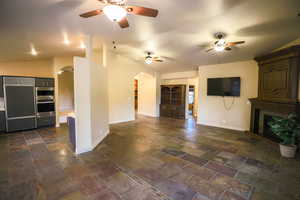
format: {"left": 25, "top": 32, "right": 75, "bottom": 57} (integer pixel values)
{"left": 36, "top": 87, "right": 55, "bottom": 120}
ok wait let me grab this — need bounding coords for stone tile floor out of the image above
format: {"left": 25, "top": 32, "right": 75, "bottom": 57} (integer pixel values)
{"left": 0, "top": 115, "right": 300, "bottom": 200}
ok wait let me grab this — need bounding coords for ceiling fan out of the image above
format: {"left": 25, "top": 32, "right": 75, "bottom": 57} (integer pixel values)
{"left": 79, "top": 0, "right": 159, "bottom": 29}
{"left": 145, "top": 52, "right": 163, "bottom": 64}
{"left": 205, "top": 32, "right": 245, "bottom": 52}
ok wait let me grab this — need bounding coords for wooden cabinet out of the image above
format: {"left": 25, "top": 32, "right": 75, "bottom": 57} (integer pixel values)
{"left": 255, "top": 45, "right": 300, "bottom": 103}
{"left": 250, "top": 46, "right": 300, "bottom": 138}
{"left": 160, "top": 85, "right": 186, "bottom": 119}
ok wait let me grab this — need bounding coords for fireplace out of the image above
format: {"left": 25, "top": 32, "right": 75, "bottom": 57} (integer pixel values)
{"left": 249, "top": 45, "right": 300, "bottom": 142}
{"left": 249, "top": 98, "right": 299, "bottom": 142}
{"left": 258, "top": 111, "right": 283, "bottom": 143}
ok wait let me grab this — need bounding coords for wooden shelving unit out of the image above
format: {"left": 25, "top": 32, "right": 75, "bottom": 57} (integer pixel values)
{"left": 160, "top": 85, "right": 186, "bottom": 119}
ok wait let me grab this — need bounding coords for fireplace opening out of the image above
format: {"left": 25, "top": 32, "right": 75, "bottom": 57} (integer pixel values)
{"left": 262, "top": 115, "right": 282, "bottom": 143}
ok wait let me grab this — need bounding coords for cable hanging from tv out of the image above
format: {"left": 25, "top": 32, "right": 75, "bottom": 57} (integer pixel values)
{"left": 223, "top": 96, "right": 235, "bottom": 111}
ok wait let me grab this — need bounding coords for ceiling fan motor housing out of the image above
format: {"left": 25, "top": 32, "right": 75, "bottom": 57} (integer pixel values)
{"left": 215, "top": 32, "right": 226, "bottom": 40}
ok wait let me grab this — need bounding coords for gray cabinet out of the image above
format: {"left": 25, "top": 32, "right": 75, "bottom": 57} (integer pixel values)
{"left": 37, "top": 116, "right": 55, "bottom": 128}
{"left": 3, "top": 77, "right": 36, "bottom": 132}
{"left": 35, "top": 78, "right": 54, "bottom": 87}
{"left": 0, "top": 77, "right": 3, "bottom": 97}
{"left": 0, "top": 111, "right": 5, "bottom": 132}
{"left": 7, "top": 117, "right": 36, "bottom": 132}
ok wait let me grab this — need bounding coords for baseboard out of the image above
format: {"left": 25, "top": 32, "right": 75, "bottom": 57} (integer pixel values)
{"left": 197, "top": 121, "right": 248, "bottom": 132}
{"left": 92, "top": 130, "right": 109, "bottom": 149}
{"left": 76, "top": 147, "right": 93, "bottom": 155}
{"left": 109, "top": 119, "right": 135, "bottom": 125}
{"left": 138, "top": 112, "right": 159, "bottom": 118}
{"left": 76, "top": 130, "right": 110, "bottom": 155}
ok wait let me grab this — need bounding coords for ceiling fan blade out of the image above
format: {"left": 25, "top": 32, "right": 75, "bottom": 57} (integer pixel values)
{"left": 227, "top": 41, "right": 245, "bottom": 47}
{"left": 118, "top": 17, "right": 130, "bottom": 28}
{"left": 154, "top": 59, "right": 164, "bottom": 62}
{"left": 225, "top": 47, "right": 232, "bottom": 51}
{"left": 206, "top": 48, "right": 214, "bottom": 52}
{"left": 126, "top": 6, "right": 159, "bottom": 17}
{"left": 98, "top": 0, "right": 108, "bottom": 3}
{"left": 80, "top": 9, "right": 102, "bottom": 18}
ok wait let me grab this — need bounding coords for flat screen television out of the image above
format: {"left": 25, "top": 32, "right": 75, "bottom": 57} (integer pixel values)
{"left": 207, "top": 77, "right": 241, "bottom": 97}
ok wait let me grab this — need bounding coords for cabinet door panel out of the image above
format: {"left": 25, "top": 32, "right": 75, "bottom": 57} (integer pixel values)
{"left": 5, "top": 86, "right": 35, "bottom": 118}
{"left": 0, "top": 111, "right": 5, "bottom": 132}
{"left": 0, "top": 77, "right": 3, "bottom": 97}
{"left": 7, "top": 117, "right": 36, "bottom": 132}
{"left": 260, "top": 60, "right": 290, "bottom": 101}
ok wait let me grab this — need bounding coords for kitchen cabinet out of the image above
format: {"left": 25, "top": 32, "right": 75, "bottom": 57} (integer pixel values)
{"left": 37, "top": 116, "right": 55, "bottom": 128}
{"left": 3, "top": 77, "right": 36, "bottom": 132}
{"left": 0, "top": 111, "right": 5, "bottom": 132}
{"left": 0, "top": 77, "right": 3, "bottom": 97}
{"left": 7, "top": 118, "right": 36, "bottom": 132}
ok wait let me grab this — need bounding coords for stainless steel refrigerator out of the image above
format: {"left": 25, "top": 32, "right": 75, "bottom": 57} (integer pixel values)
{"left": 3, "top": 77, "right": 37, "bottom": 132}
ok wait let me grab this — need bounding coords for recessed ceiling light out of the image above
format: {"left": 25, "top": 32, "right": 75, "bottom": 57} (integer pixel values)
{"left": 63, "top": 32, "right": 70, "bottom": 45}
{"left": 79, "top": 41, "right": 85, "bottom": 49}
{"left": 64, "top": 38, "right": 70, "bottom": 45}
{"left": 30, "top": 47, "right": 38, "bottom": 56}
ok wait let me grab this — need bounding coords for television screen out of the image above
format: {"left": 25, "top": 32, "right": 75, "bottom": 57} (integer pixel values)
{"left": 207, "top": 77, "right": 241, "bottom": 96}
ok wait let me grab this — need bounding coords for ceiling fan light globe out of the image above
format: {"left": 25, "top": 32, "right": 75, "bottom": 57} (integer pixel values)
{"left": 217, "top": 39, "right": 226, "bottom": 45}
{"left": 214, "top": 45, "right": 225, "bottom": 52}
{"left": 145, "top": 57, "right": 153, "bottom": 64}
{"left": 103, "top": 5, "right": 127, "bottom": 22}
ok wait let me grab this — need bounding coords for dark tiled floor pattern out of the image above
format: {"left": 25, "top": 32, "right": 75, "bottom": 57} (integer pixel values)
{"left": 1, "top": 116, "right": 300, "bottom": 200}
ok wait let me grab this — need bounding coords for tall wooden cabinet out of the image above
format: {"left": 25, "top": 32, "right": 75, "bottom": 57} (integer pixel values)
{"left": 255, "top": 45, "right": 300, "bottom": 103}
{"left": 160, "top": 85, "right": 186, "bottom": 119}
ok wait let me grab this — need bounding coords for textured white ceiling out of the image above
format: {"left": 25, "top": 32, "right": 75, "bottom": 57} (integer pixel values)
{"left": 1, "top": 0, "right": 300, "bottom": 72}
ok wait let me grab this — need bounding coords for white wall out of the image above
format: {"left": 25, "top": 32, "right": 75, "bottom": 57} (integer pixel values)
{"left": 107, "top": 53, "right": 156, "bottom": 124}
{"left": 73, "top": 37, "right": 109, "bottom": 154}
{"left": 90, "top": 49, "right": 109, "bottom": 149}
{"left": 161, "top": 71, "right": 198, "bottom": 80}
{"left": 74, "top": 56, "right": 92, "bottom": 153}
{"left": 137, "top": 73, "right": 159, "bottom": 117}
{"left": 197, "top": 60, "right": 259, "bottom": 131}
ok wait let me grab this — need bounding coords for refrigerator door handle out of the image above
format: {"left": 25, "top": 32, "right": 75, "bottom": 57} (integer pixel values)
{"left": 7, "top": 115, "right": 36, "bottom": 120}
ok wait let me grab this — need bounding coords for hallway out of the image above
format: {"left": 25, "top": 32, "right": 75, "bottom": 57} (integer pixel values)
{"left": 0, "top": 116, "right": 299, "bottom": 200}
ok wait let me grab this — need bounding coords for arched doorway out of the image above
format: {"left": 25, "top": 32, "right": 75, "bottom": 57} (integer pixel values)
{"left": 57, "top": 66, "right": 74, "bottom": 123}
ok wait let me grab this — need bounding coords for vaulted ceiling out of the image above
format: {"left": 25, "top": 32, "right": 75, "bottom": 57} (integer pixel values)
{"left": 1, "top": 0, "right": 300, "bottom": 72}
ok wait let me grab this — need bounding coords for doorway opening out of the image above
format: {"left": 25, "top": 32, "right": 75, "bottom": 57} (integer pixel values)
{"left": 188, "top": 85, "right": 195, "bottom": 118}
{"left": 57, "top": 66, "right": 74, "bottom": 124}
